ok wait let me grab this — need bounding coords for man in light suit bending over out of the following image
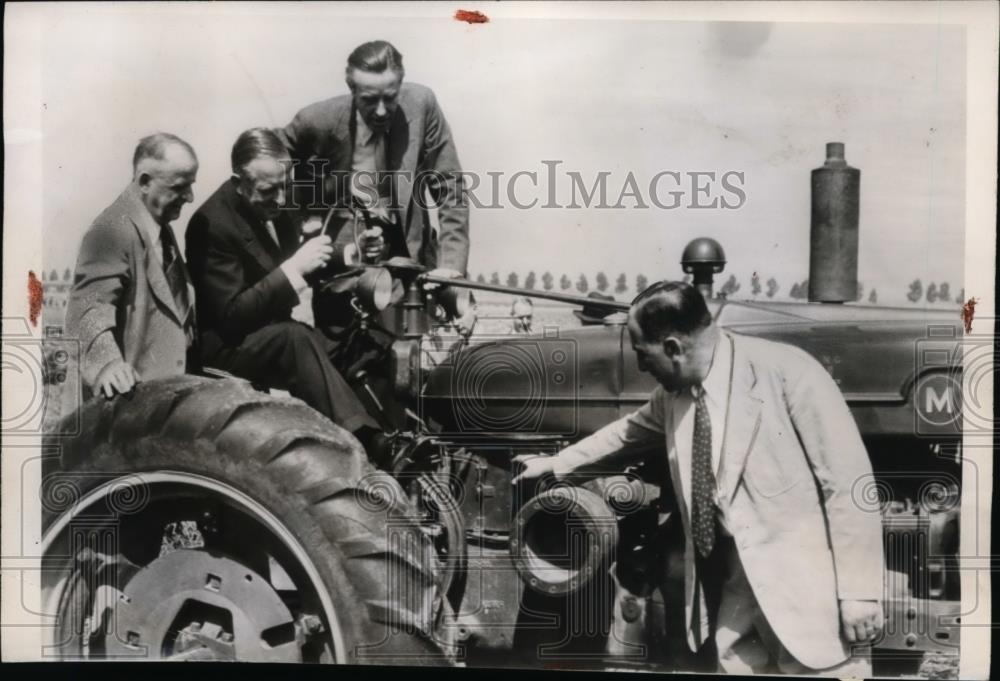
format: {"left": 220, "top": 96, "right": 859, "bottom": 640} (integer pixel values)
{"left": 515, "top": 281, "right": 884, "bottom": 675}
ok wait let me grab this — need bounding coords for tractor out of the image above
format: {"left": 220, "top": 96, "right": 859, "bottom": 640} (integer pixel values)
{"left": 40, "top": 145, "right": 962, "bottom": 675}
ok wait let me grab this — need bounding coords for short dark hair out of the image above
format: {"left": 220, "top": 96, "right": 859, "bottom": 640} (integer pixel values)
{"left": 630, "top": 281, "right": 712, "bottom": 340}
{"left": 346, "top": 40, "right": 404, "bottom": 84}
{"left": 132, "top": 132, "right": 197, "bottom": 174}
{"left": 230, "top": 127, "right": 289, "bottom": 176}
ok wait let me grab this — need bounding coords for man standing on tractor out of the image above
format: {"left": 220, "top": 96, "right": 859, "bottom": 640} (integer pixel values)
{"left": 279, "top": 39, "right": 475, "bottom": 338}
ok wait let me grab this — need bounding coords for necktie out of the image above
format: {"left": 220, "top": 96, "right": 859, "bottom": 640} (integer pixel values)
{"left": 355, "top": 130, "right": 405, "bottom": 256}
{"left": 691, "top": 386, "right": 717, "bottom": 558}
{"left": 264, "top": 220, "right": 280, "bottom": 249}
{"left": 354, "top": 130, "right": 387, "bottom": 207}
{"left": 160, "top": 225, "right": 193, "bottom": 333}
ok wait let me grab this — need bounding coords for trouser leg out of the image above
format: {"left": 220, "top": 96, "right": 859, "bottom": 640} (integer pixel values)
{"left": 217, "top": 321, "right": 378, "bottom": 433}
{"left": 702, "top": 537, "right": 774, "bottom": 674}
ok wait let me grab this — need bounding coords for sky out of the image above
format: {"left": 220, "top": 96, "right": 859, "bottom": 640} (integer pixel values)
{"left": 19, "top": 4, "right": 966, "bottom": 305}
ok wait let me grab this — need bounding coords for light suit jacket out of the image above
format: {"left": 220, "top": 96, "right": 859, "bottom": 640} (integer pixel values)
{"left": 65, "top": 184, "right": 195, "bottom": 393}
{"left": 550, "top": 331, "right": 884, "bottom": 669}
{"left": 279, "top": 82, "right": 469, "bottom": 273}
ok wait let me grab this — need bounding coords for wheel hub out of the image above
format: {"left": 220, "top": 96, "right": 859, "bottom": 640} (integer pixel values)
{"left": 102, "top": 549, "right": 302, "bottom": 662}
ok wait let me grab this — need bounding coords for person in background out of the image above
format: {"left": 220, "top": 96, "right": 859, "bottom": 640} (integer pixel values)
{"left": 510, "top": 297, "right": 534, "bottom": 334}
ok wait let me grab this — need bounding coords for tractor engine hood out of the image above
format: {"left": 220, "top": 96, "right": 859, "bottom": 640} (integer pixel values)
{"left": 420, "top": 324, "right": 627, "bottom": 439}
{"left": 419, "top": 300, "right": 963, "bottom": 442}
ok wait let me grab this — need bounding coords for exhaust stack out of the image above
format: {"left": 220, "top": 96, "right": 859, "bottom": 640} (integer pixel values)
{"left": 808, "top": 142, "right": 860, "bottom": 303}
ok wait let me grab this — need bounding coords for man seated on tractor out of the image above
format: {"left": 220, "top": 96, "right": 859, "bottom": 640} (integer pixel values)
{"left": 185, "top": 127, "right": 390, "bottom": 456}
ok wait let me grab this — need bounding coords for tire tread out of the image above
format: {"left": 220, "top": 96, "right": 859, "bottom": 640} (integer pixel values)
{"left": 46, "top": 376, "right": 454, "bottom": 665}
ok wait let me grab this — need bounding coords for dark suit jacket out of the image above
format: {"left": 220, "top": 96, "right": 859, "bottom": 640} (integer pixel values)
{"left": 65, "top": 183, "right": 194, "bottom": 391}
{"left": 279, "top": 82, "right": 469, "bottom": 273}
{"left": 185, "top": 180, "right": 303, "bottom": 362}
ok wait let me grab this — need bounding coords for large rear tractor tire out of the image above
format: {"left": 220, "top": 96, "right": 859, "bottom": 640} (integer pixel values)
{"left": 41, "top": 375, "right": 456, "bottom": 664}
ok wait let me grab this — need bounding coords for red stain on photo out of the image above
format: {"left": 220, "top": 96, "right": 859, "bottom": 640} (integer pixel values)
{"left": 455, "top": 9, "right": 489, "bottom": 24}
{"left": 28, "top": 270, "right": 44, "bottom": 327}
{"left": 960, "top": 297, "right": 978, "bottom": 333}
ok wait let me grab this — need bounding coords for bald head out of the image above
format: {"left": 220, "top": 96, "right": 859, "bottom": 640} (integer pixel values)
{"left": 132, "top": 133, "right": 198, "bottom": 225}
{"left": 133, "top": 133, "right": 197, "bottom": 177}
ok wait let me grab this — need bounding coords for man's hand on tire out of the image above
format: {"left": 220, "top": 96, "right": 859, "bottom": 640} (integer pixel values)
{"left": 95, "top": 359, "right": 139, "bottom": 399}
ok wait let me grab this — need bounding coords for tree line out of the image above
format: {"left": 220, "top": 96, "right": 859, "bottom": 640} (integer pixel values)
{"left": 471, "top": 271, "right": 966, "bottom": 305}
{"left": 43, "top": 265, "right": 966, "bottom": 306}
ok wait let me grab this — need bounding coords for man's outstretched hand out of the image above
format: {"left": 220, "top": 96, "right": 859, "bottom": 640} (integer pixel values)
{"left": 511, "top": 454, "right": 558, "bottom": 487}
{"left": 95, "top": 359, "right": 139, "bottom": 399}
{"left": 840, "top": 599, "right": 884, "bottom": 643}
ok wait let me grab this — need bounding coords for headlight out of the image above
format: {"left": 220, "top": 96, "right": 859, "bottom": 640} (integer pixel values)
{"left": 355, "top": 267, "right": 392, "bottom": 311}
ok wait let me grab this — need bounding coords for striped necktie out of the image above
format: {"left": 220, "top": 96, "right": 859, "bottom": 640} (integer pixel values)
{"left": 691, "top": 386, "right": 717, "bottom": 558}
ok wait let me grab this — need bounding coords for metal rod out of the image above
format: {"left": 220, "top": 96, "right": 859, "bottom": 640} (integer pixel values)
{"left": 420, "top": 275, "right": 631, "bottom": 311}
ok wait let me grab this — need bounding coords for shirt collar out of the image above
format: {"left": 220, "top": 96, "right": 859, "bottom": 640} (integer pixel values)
{"left": 693, "top": 332, "right": 730, "bottom": 403}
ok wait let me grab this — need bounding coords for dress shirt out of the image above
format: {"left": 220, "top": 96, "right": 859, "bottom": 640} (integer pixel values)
{"left": 350, "top": 111, "right": 408, "bottom": 259}
{"left": 133, "top": 201, "right": 166, "bottom": 265}
{"left": 673, "top": 334, "right": 734, "bottom": 534}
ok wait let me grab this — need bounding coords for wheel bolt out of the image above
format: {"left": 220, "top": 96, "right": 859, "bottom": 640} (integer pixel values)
{"left": 300, "top": 614, "right": 324, "bottom": 636}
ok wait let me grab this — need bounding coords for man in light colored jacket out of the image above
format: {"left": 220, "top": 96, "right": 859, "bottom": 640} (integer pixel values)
{"left": 65, "top": 133, "right": 198, "bottom": 398}
{"left": 516, "top": 281, "right": 884, "bottom": 674}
